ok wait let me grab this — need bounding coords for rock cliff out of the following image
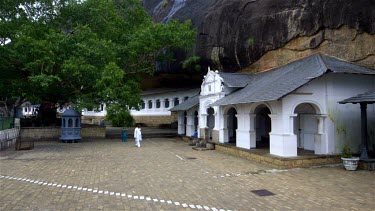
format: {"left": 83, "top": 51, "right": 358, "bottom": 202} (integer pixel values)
{"left": 143, "top": 0, "right": 375, "bottom": 72}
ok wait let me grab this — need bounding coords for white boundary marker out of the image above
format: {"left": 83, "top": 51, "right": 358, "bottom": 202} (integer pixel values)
{"left": 0, "top": 175, "right": 231, "bottom": 211}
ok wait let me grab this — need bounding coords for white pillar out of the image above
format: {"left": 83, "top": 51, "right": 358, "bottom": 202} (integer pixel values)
{"left": 314, "top": 115, "right": 327, "bottom": 154}
{"left": 177, "top": 111, "right": 185, "bottom": 135}
{"left": 249, "top": 114, "right": 256, "bottom": 148}
{"left": 213, "top": 107, "right": 221, "bottom": 130}
{"left": 179, "top": 98, "right": 183, "bottom": 106}
{"left": 219, "top": 114, "right": 229, "bottom": 143}
{"left": 289, "top": 114, "right": 297, "bottom": 135}
{"left": 269, "top": 114, "right": 297, "bottom": 157}
{"left": 199, "top": 113, "right": 208, "bottom": 139}
{"left": 235, "top": 114, "right": 251, "bottom": 149}
{"left": 186, "top": 113, "right": 195, "bottom": 136}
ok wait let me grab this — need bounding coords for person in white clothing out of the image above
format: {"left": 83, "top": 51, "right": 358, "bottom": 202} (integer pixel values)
{"left": 134, "top": 125, "right": 142, "bottom": 147}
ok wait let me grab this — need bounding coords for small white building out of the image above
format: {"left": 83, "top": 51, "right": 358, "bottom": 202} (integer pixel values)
{"left": 20, "top": 88, "right": 199, "bottom": 126}
{"left": 172, "top": 53, "right": 375, "bottom": 157}
{"left": 79, "top": 88, "right": 199, "bottom": 126}
{"left": 21, "top": 102, "right": 40, "bottom": 117}
{"left": 131, "top": 88, "right": 199, "bottom": 126}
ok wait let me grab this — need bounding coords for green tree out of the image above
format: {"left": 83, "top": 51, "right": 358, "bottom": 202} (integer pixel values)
{"left": 0, "top": 0, "right": 196, "bottom": 126}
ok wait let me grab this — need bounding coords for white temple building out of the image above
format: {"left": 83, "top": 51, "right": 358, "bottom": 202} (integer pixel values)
{"left": 171, "top": 53, "right": 375, "bottom": 157}
{"left": 130, "top": 88, "right": 199, "bottom": 126}
{"left": 79, "top": 87, "right": 199, "bottom": 126}
{"left": 21, "top": 88, "right": 199, "bottom": 126}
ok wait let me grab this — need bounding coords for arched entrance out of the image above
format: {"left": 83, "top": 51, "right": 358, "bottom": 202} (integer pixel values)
{"left": 227, "top": 107, "right": 237, "bottom": 144}
{"left": 293, "top": 103, "right": 319, "bottom": 154}
{"left": 255, "top": 105, "right": 271, "bottom": 148}
{"left": 206, "top": 107, "right": 215, "bottom": 139}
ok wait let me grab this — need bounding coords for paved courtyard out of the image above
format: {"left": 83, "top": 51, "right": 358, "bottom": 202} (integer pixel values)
{"left": 0, "top": 138, "right": 374, "bottom": 211}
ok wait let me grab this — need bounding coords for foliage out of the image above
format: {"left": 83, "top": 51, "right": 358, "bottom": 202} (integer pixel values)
{"left": 182, "top": 56, "right": 201, "bottom": 72}
{"left": 0, "top": 117, "right": 13, "bottom": 130}
{"left": 0, "top": 0, "right": 196, "bottom": 121}
{"left": 246, "top": 37, "right": 254, "bottom": 45}
{"left": 341, "top": 144, "right": 352, "bottom": 158}
{"left": 161, "top": 0, "right": 169, "bottom": 8}
{"left": 105, "top": 104, "right": 134, "bottom": 127}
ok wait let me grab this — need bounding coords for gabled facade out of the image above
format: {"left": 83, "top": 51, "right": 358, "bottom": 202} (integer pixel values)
{"left": 172, "top": 54, "right": 375, "bottom": 157}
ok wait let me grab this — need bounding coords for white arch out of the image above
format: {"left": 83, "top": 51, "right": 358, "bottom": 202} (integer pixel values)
{"left": 249, "top": 102, "right": 274, "bottom": 114}
{"left": 291, "top": 100, "right": 323, "bottom": 115}
{"left": 186, "top": 107, "right": 198, "bottom": 116}
{"left": 223, "top": 104, "right": 239, "bottom": 115}
{"left": 202, "top": 100, "right": 214, "bottom": 114}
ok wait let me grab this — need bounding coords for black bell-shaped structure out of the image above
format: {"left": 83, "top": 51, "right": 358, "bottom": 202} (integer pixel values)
{"left": 60, "top": 107, "right": 81, "bottom": 142}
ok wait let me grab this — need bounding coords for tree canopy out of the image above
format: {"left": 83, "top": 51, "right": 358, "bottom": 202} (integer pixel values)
{"left": 0, "top": 0, "right": 196, "bottom": 119}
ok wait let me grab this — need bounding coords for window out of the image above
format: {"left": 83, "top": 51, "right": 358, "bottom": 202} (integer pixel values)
{"left": 75, "top": 119, "right": 79, "bottom": 127}
{"left": 148, "top": 100, "right": 153, "bottom": 109}
{"left": 174, "top": 98, "right": 179, "bottom": 106}
{"left": 141, "top": 101, "right": 145, "bottom": 109}
{"left": 68, "top": 118, "right": 73, "bottom": 127}
{"left": 24, "top": 107, "right": 27, "bottom": 112}
{"left": 156, "top": 99, "right": 161, "bottom": 108}
{"left": 208, "top": 85, "right": 211, "bottom": 92}
{"left": 164, "top": 99, "right": 170, "bottom": 108}
{"left": 100, "top": 104, "right": 104, "bottom": 111}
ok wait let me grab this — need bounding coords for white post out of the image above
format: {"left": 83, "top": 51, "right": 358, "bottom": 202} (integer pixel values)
{"left": 249, "top": 114, "right": 256, "bottom": 148}
{"left": 314, "top": 115, "right": 327, "bottom": 154}
{"left": 235, "top": 114, "right": 251, "bottom": 149}
{"left": 269, "top": 114, "right": 298, "bottom": 157}
{"left": 221, "top": 114, "right": 229, "bottom": 143}
{"left": 290, "top": 114, "right": 297, "bottom": 135}
{"left": 177, "top": 111, "right": 185, "bottom": 135}
{"left": 186, "top": 113, "right": 195, "bottom": 136}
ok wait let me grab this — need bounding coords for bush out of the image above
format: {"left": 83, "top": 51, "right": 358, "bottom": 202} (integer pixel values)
{"left": 105, "top": 105, "right": 134, "bottom": 127}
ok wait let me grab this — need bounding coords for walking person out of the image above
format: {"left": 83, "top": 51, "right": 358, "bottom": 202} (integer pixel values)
{"left": 134, "top": 125, "right": 142, "bottom": 147}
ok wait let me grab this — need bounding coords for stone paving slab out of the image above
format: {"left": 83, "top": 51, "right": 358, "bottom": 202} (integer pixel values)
{"left": 0, "top": 138, "right": 374, "bottom": 211}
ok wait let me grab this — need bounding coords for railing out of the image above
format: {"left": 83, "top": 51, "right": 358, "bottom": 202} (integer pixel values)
{"left": 0, "top": 128, "right": 20, "bottom": 151}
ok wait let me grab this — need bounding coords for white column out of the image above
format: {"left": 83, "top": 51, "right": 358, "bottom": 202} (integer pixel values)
{"left": 177, "top": 111, "right": 185, "bottom": 135}
{"left": 219, "top": 114, "right": 229, "bottom": 143}
{"left": 186, "top": 113, "right": 195, "bottom": 136}
{"left": 314, "top": 115, "right": 327, "bottom": 154}
{"left": 235, "top": 114, "right": 251, "bottom": 149}
{"left": 213, "top": 107, "right": 221, "bottom": 130}
{"left": 316, "top": 115, "right": 326, "bottom": 135}
{"left": 289, "top": 114, "right": 297, "bottom": 135}
{"left": 199, "top": 113, "right": 208, "bottom": 139}
{"left": 269, "top": 114, "right": 297, "bottom": 157}
{"left": 249, "top": 114, "right": 256, "bottom": 148}
{"left": 168, "top": 98, "right": 172, "bottom": 109}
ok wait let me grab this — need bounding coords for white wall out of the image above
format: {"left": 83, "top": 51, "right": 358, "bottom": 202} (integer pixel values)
{"left": 278, "top": 73, "right": 375, "bottom": 156}
{"left": 131, "top": 89, "right": 199, "bottom": 117}
{"left": 82, "top": 104, "right": 107, "bottom": 117}
{"left": 325, "top": 74, "right": 375, "bottom": 154}
{"left": 218, "top": 73, "right": 374, "bottom": 157}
